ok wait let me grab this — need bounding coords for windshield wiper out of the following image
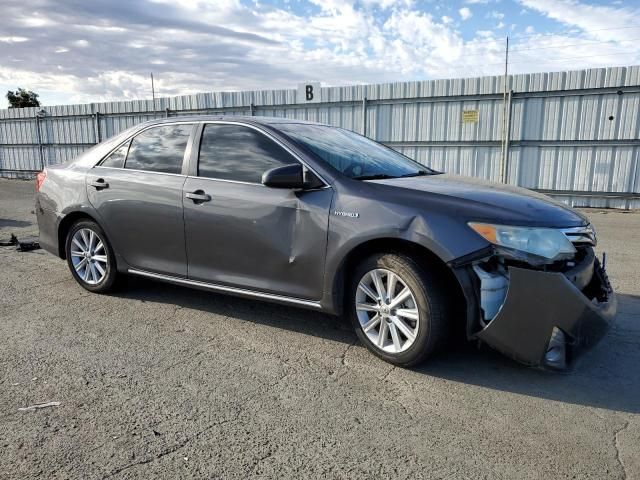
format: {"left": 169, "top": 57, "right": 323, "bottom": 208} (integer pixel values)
{"left": 399, "top": 170, "right": 430, "bottom": 178}
{"left": 352, "top": 174, "right": 397, "bottom": 180}
{"left": 353, "top": 170, "right": 432, "bottom": 181}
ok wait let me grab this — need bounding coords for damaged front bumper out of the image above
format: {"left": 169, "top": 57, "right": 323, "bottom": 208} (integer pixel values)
{"left": 455, "top": 250, "right": 616, "bottom": 370}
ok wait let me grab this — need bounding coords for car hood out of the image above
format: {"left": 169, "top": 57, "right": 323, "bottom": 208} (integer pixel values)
{"left": 370, "top": 173, "right": 589, "bottom": 227}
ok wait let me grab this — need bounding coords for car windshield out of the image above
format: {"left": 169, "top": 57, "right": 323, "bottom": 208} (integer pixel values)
{"left": 277, "top": 123, "right": 436, "bottom": 180}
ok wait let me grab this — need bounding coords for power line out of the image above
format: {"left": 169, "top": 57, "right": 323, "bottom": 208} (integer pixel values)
{"left": 509, "top": 36, "right": 640, "bottom": 53}
{"left": 464, "top": 23, "right": 640, "bottom": 48}
{"left": 456, "top": 50, "right": 639, "bottom": 69}
{"left": 387, "top": 23, "right": 640, "bottom": 70}
{"left": 511, "top": 23, "right": 640, "bottom": 41}
{"left": 422, "top": 33, "right": 640, "bottom": 63}
{"left": 422, "top": 39, "right": 640, "bottom": 63}
{"left": 507, "top": 50, "right": 639, "bottom": 65}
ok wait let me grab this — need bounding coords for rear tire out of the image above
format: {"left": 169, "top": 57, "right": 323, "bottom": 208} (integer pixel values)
{"left": 347, "top": 253, "right": 451, "bottom": 367}
{"left": 65, "top": 219, "right": 119, "bottom": 293}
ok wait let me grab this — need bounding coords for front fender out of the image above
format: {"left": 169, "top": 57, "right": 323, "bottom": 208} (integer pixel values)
{"left": 321, "top": 197, "right": 489, "bottom": 314}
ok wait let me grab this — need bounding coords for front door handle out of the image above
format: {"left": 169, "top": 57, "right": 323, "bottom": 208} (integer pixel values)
{"left": 89, "top": 178, "right": 109, "bottom": 190}
{"left": 185, "top": 190, "right": 211, "bottom": 203}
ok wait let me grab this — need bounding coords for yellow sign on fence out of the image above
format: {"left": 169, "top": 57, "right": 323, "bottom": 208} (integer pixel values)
{"left": 462, "top": 110, "right": 479, "bottom": 123}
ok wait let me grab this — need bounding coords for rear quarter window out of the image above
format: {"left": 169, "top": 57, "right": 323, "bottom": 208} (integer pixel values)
{"left": 100, "top": 141, "right": 130, "bottom": 169}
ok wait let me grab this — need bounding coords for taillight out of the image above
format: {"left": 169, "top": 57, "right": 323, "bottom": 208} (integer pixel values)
{"left": 35, "top": 170, "right": 47, "bottom": 192}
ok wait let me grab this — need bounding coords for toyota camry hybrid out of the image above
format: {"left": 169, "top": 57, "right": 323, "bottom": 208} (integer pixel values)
{"left": 35, "top": 116, "right": 616, "bottom": 370}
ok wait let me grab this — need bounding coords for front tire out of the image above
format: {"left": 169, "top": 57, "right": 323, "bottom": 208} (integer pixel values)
{"left": 65, "top": 219, "right": 118, "bottom": 293}
{"left": 347, "top": 253, "right": 451, "bottom": 367}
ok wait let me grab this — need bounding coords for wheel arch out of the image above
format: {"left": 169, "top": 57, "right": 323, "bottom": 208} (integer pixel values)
{"left": 57, "top": 211, "right": 102, "bottom": 259}
{"left": 330, "top": 238, "right": 466, "bottom": 324}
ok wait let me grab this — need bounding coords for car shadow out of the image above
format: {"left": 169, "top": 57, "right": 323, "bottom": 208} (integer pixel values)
{"left": 117, "top": 276, "right": 357, "bottom": 343}
{"left": 115, "top": 277, "right": 640, "bottom": 414}
{"left": 0, "top": 218, "right": 33, "bottom": 228}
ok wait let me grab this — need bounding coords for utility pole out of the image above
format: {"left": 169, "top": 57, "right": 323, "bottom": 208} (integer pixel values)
{"left": 499, "top": 36, "right": 509, "bottom": 183}
{"left": 150, "top": 72, "right": 156, "bottom": 116}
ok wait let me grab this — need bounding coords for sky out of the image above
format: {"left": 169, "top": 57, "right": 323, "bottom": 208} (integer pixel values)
{"left": 1, "top": 0, "right": 639, "bottom": 108}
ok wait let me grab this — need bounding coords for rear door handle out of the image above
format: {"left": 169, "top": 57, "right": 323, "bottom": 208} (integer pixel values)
{"left": 90, "top": 178, "right": 109, "bottom": 190}
{"left": 185, "top": 190, "right": 211, "bottom": 203}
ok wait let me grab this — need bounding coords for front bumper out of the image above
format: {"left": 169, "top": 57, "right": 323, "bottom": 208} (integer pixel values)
{"left": 474, "top": 258, "right": 616, "bottom": 369}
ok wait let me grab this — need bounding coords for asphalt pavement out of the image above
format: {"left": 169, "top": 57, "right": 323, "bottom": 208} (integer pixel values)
{"left": 1, "top": 177, "right": 639, "bottom": 479}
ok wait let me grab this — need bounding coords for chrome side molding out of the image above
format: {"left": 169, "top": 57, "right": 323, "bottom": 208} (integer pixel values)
{"left": 127, "top": 269, "right": 323, "bottom": 309}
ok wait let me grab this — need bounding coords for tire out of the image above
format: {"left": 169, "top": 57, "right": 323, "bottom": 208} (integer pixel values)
{"left": 65, "top": 219, "right": 119, "bottom": 293}
{"left": 347, "top": 253, "right": 451, "bottom": 367}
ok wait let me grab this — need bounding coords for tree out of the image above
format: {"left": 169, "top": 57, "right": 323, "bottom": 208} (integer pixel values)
{"left": 6, "top": 88, "right": 40, "bottom": 108}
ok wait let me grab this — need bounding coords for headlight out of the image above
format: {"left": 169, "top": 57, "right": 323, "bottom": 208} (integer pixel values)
{"left": 468, "top": 222, "right": 576, "bottom": 260}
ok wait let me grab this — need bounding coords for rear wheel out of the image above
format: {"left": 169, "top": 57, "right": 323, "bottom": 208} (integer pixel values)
{"left": 65, "top": 219, "right": 119, "bottom": 293}
{"left": 348, "top": 253, "right": 450, "bottom": 367}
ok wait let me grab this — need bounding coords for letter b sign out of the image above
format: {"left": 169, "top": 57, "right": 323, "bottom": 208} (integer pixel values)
{"left": 297, "top": 82, "right": 321, "bottom": 104}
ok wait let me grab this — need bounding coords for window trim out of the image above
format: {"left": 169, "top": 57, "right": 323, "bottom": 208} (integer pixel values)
{"left": 189, "top": 120, "right": 331, "bottom": 188}
{"left": 94, "top": 121, "right": 198, "bottom": 177}
{"left": 94, "top": 165, "right": 189, "bottom": 178}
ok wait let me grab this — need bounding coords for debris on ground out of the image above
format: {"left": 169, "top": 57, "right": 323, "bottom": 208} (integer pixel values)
{"left": 18, "top": 401, "right": 61, "bottom": 412}
{"left": 0, "top": 233, "right": 18, "bottom": 246}
{"left": 0, "top": 233, "right": 41, "bottom": 251}
{"left": 17, "top": 238, "right": 40, "bottom": 252}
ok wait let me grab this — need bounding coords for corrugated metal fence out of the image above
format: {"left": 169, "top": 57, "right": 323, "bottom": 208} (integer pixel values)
{"left": 1, "top": 66, "right": 639, "bottom": 208}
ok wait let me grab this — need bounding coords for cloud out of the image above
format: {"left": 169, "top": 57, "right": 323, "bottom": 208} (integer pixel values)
{"left": 360, "top": 0, "right": 414, "bottom": 9}
{"left": 518, "top": 0, "right": 640, "bottom": 41}
{"left": 459, "top": 7, "right": 473, "bottom": 21}
{"left": 0, "top": 36, "right": 29, "bottom": 43}
{"left": 0, "top": 0, "right": 639, "bottom": 108}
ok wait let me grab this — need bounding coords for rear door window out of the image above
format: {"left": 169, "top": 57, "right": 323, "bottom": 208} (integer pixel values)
{"left": 198, "top": 124, "right": 298, "bottom": 183}
{"left": 125, "top": 124, "right": 193, "bottom": 174}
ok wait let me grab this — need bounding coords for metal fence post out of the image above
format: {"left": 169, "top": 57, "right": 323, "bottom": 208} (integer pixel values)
{"left": 94, "top": 112, "right": 101, "bottom": 143}
{"left": 35, "top": 112, "right": 45, "bottom": 170}
{"left": 362, "top": 97, "right": 367, "bottom": 137}
{"left": 502, "top": 90, "right": 513, "bottom": 184}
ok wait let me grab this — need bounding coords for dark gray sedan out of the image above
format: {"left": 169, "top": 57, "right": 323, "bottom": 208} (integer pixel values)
{"left": 35, "top": 116, "right": 616, "bottom": 369}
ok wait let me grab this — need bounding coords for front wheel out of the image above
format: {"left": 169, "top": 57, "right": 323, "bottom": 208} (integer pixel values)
{"left": 347, "top": 253, "right": 451, "bottom": 367}
{"left": 65, "top": 219, "right": 119, "bottom": 293}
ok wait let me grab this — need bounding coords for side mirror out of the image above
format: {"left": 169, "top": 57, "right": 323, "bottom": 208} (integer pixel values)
{"left": 262, "top": 164, "right": 304, "bottom": 189}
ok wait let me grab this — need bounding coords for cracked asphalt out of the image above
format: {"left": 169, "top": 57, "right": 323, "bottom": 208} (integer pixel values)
{"left": 1, "top": 177, "right": 639, "bottom": 479}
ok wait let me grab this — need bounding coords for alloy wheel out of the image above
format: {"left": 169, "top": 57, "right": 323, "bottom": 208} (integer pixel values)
{"left": 70, "top": 228, "right": 108, "bottom": 285}
{"left": 355, "top": 268, "right": 420, "bottom": 353}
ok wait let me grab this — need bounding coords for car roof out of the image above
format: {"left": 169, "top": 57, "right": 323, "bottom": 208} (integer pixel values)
{"left": 136, "top": 115, "right": 330, "bottom": 129}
